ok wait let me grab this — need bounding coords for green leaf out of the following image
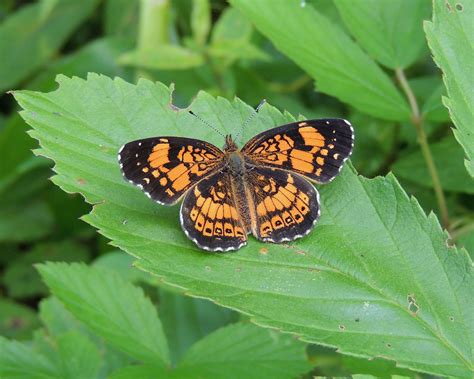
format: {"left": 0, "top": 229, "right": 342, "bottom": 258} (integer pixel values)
{"left": 334, "top": 0, "right": 431, "bottom": 69}
{"left": 0, "top": 298, "right": 40, "bottom": 340}
{"left": 39, "top": 297, "right": 86, "bottom": 337}
{"left": 56, "top": 331, "right": 101, "bottom": 379}
{"left": 424, "top": 0, "right": 474, "bottom": 177}
{"left": 3, "top": 241, "right": 90, "bottom": 299}
{"left": 37, "top": 262, "right": 170, "bottom": 367}
{"left": 174, "top": 323, "right": 310, "bottom": 379}
{"left": 392, "top": 136, "right": 474, "bottom": 194}
{"left": 211, "top": 7, "right": 252, "bottom": 43}
{"left": 207, "top": 40, "right": 270, "bottom": 62}
{"left": 0, "top": 200, "right": 54, "bottom": 243}
{"left": 38, "top": 297, "right": 134, "bottom": 375}
{"left": 109, "top": 365, "right": 169, "bottom": 379}
{"left": 0, "top": 336, "right": 60, "bottom": 379}
{"left": 230, "top": 0, "right": 410, "bottom": 121}
{"left": 0, "top": 0, "right": 100, "bottom": 92}
{"left": 27, "top": 37, "right": 134, "bottom": 92}
{"left": 15, "top": 75, "right": 474, "bottom": 377}
{"left": 422, "top": 82, "right": 450, "bottom": 123}
{"left": 191, "top": 0, "right": 211, "bottom": 46}
{"left": 104, "top": 0, "right": 139, "bottom": 37}
{"left": 93, "top": 250, "right": 158, "bottom": 285}
{"left": 159, "top": 287, "right": 238, "bottom": 364}
{"left": 119, "top": 45, "right": 204, "bottom": 70}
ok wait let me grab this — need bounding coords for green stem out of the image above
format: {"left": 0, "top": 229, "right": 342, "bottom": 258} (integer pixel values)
{"left": 136, "top": 0, "right": 171, "bottom": 81}
{"left": 395, "top": 68, "right": 450, "bottom": 230}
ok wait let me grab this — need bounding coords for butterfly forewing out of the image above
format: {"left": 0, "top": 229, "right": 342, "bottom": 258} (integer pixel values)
{"left": 242, "top": 119, "right": 354, "bottom": 183}
{"left": 119, "top": 137, "right": 224, "bottom": 204}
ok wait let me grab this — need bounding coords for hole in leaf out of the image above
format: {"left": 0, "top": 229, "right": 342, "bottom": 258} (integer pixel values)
{"left": 407, "top": 294, "right": 419, "bottom": 314}
{"left": 339, "top": 324, "right": 345, "bottom": 331}
{"left": 455, "top": 2, "right": 464, "bottom": 11}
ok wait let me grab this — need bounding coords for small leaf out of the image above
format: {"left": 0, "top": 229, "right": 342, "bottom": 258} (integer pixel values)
{"left": 0, "top": 0, "right": 100, "bottom": 92}
{"left": 424, "top": 0, "right": 474, "bottom": 177}
{"left": 15, "top": 75, "right": 474, "bottom": 377}
{"left": 0, "top": 336, "right": 60, "bottom": 379}
{"left": 93, "top": 250, "right": 157, "bottom": 285}
{"left": 422, "top": 83, "right": 450, "bottom": 123}
{"left": 109, "top": 365, "right": 169, "bottom": 379}
{"left": 0, "top": 298, "right": 40, "bottom": 340}
{"left": 104, "top": 0, "right": 139, "bottom": 37}
{"left": 191, "top": 0, "right": 211, "bottom": 46}
{"left": 207, "top": 40, "right": 270, "bottom": 62}
{"left": 56, "top": 331, "right": 101, "bottom": 379}
{"left": 119, "top": 45, "right": 204, "bottom": 70}
{"left": 27, "top": 37, "right": 134, "bottom": 92}
{"left": 211, "top": 7, "right": 252, "bottom": 43}
{"left": 174, "top": 323, "right": 310, "bottom": 379}
{"left": 230, "top": 0, "right": 410, "bottom": 121}
{"left": 3, "top": 241, "right": 90, "bottom": 298}
{"left": 393, "top": 135, "right": 474, "bottom": 194}
{"left": 334, "top": 0, "right": 431, "bottom": 69}
{"left": 0, "top": 200, "right": 54, "bottom": 243}
{"left": 37, "top": 262, "right": 170, "bottom": 367}
{"left": 159, "top": 287, "right": 238, "bottom": 364}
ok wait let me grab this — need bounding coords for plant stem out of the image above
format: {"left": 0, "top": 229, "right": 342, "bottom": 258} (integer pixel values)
{"left": 395, "top": 68, "right": 450, "bottom": 230}
{"left": 136, "top": 0, "right": 171, "bottom": 81}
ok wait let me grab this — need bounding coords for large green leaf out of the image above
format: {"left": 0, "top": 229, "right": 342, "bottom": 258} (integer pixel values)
{"left": 230, "top": 0, "right": 410, "bottom": 121}
{"left": 334, "top": 0, "right": 430, "bottom": 69}
{"left": 37, "top": 262, "right": 170, "bottom": 367}
{"left": 0, "top": 0, "right": 100, "bottom": 92}
{"left": 424, "top": 0, "right": 474, "bottom": 177}
{"left": 15, "top": 75, "right": 474, "bottom": 377}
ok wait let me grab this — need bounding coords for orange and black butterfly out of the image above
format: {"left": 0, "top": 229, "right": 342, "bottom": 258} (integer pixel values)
{"left": 119, "top": 114, "right": 354, "bottom": 252}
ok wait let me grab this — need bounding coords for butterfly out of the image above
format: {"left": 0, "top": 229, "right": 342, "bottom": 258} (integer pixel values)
{"left": 118, "top": 117, "right": 354, "bottom": 252}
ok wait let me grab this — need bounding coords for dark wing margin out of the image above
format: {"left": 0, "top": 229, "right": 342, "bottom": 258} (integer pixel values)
{"left": 118, "top": 136, "right": 224, "bottom": 205}
{"left": 180, "top": 171, "right": 247, "bottom": 252}
{"left": 246, "top": 166, "right": 320, "bottom": 243}
{"left": 242, "top": 118, "right": 354, "bottom": 183}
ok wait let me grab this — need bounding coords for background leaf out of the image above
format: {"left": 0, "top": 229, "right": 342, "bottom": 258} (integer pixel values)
{"left": 0, "top": 0, "right": 100, "bottom": 92}
{"left": 119, "top": 45, "right": 204, "bottom": 70}
{"left": 159, "top": 287, "right": 238, "bottom": 364}
{"left": 0, "top": 336, "right": 60, "bottom": 379}
{"left": 424, "top": 0, "right": 474, "bottom": 177}
{"left": 334, "top": 0, "right": 431, "bottom": 69}
{"left": 14, "top": 75, "right": 474, "bottom": 377}
{"left": 37, "top": 262, "right": 170, "bottom": 367}
{"left": 173, "top": 323, "right": 310, "bottom": 379}
{"left": 230, "top": 0, "right": 410, "bottom": 121}
{"left": 393, "top": 135, "right": 474, "bottom": 194}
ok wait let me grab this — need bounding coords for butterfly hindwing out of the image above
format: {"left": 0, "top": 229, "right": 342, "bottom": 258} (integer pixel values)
{"left": 119, "top": 137, "right": 224, "bottom": 204}
{"left": 246, "top": 166, "right": 320, "bottom": 243}
{"left": 180, "top": 171, "right": 247, "bottom": 251}
{"left": 242, "top": 119, "right": 353, "bottom": 183}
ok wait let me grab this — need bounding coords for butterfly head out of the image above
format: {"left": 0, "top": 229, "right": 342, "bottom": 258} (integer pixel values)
{"left": 223, "top": 134, "right": 238, "bottom": 152}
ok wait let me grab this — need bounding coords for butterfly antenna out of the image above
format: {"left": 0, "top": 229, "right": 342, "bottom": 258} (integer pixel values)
{"left": 235, "top": 99, "right": 266, "bottom": 143}
{"left": 188, "top": 110, "right": 226, "bottom": 138}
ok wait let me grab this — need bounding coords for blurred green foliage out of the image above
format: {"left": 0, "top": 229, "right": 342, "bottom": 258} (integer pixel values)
{"left": 0, "top": 0, "right": 473, "bottom": 378}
